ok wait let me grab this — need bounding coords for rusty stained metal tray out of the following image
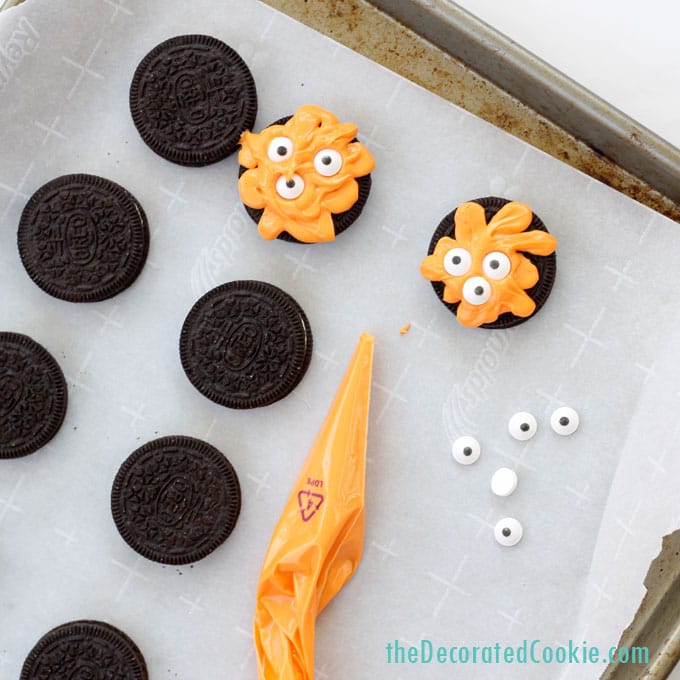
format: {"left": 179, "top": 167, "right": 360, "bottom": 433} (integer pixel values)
{"left": 263, "top": 0, "right": 680, "bottom": 225}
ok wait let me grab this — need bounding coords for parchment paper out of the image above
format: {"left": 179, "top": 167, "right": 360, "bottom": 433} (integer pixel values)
{"left": 1, "top": 1, "right": 678, "bottom": 678}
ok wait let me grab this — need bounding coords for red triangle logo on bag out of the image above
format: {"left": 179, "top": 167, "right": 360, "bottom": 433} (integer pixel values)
{"left": 298, "top": 490, "right": 324, "bottom": 522}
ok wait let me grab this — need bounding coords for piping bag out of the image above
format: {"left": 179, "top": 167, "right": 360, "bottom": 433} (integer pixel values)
{"left": 253, "top": 333, "right": 374, "bottom": 680}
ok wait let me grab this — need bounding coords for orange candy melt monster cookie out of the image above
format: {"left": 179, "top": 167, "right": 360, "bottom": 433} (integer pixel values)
{"left": 238, "top": 105, "right": 375, "bottom": 243}
{"left": 421, "top": 198, "right": 557, "bottom": 328}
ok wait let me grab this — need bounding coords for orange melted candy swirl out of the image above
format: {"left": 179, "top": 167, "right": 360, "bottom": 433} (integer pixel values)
{"left": 238, "top": 105, "right": 375, "bottom": 243}
{"left": 420, "top": 201, "right": 557, "bottom": 327}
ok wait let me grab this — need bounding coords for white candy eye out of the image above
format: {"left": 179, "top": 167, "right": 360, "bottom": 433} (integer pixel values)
{"left": 452, "top": 435, "right": 480, "bottom": 465}
{"left": 267, "top": 137, "right": 293, "bottom": 162}
{"left": 314, "top": 149, "right": 343, "bottom": 176}
{"left": 482, "top": 252, "right": 511, "bottom": 280}
{"left": 508, "top": 411, "right": 537, "bottom": 441}
{"left": 551, "top": 406, "right": 579, "bottom": 435}
{"left": 275, "top": 174, "right": 305, "bottom": 200}
{"left": 462, "top": 276, "right": 491, "bottom": 305}
{"left": 490, "top": 467, "right": 518, "bottom": 497}
{"left": 443, "top": 248, "right": 471, "bottom": 277}
{"left": 495, "top": 517, "right": 523, "bottom": 547}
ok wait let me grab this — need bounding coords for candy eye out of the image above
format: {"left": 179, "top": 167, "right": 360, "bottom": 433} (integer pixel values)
{"left": 550, "top": 406, "right": 579, "bottom": 435}
{"left": 494, "top": 517, "right": 523, "bottom": 547}
{"left": 451, "top": 435, "right": 480, "bottom": 465}
{"left": 267, "top": 137, "right": 293, "bottom": 162}
{"left": 508, "top": 411, "right": 537, "bottom": 441}
{"left": 443, "top": 248, "right": 471, "bottom": 276}
{"left": 490, "top": 467, "right": 518, "bottom": 497}
{"left": 314, "top": 149, "right": 343, "bottom": 176}
{"left": 462, "top": 276, "right": 491, "bottom": 305}
{"left": 275, "top": 174, "right": 305, "bottom": 200}
{"left": 482, "top": 252, "right": 511, "bottom": 280}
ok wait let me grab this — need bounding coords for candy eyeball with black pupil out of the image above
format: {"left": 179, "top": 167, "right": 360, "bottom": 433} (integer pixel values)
{"left": 550, "top": 406, "right": 579, "bottom": 435}
{"left": 482, "top": 251, "right": 511, "bottom": 280}
{"left": 267, "top": 136, "right": 293, "bottom": 162}
{"left": 443, "top": 248, "right": 471, "bottom": 276}
{"left": 508, "top": 411, "right": 537, "bottom": 440}
{"left": 275, "top": 174, "right": 305, "bottom": 199}
{"left": 494, "top": 517, "right": 523, "bottom": 546}
{"left": 462, "top": 276, "right": 491, "bottom": 305}
{"left": 452, "top": 435, "right": 481, "bottom": 465}
{"left": 314, "top": 148, "right": 343, "bottom": 176}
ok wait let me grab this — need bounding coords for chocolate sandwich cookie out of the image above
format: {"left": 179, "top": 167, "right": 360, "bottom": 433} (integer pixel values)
{"left": 420, "top": 197, "right": 557, "bottom": 329}
{"left": 0, "top": 332, "right": 67, "bottom": 459}
{"left": 111, "top": 436, "right": 241, "bottom": 565}
{"left": 130, "top": 34, "right": 257, "bottom": 166}
{"left": 238, "top": 104, "right": 374, "bottom": 243}
{"left": 18, "top": 174, "right": 149, "bottom": 302}
{"left": 180, "top": 280, "right": 313, "bottom": 408}
{"left": 21, "top": 620, "right": 148, "bottom": 680}
{"left": 238, "top": 117, "right": 372, "bottom": 244}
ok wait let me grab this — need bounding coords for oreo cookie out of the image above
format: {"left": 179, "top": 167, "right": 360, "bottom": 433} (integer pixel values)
{"left": 21, "top": 620, "right": 148, "bottom": 680}
{"left": 18, "top": 174, "right": 149, "bottom": 302}
{"left": 422, "top": 197, "right": 557, "bottom": 329}
{"left": 237, "top": 105, "right": 375, "bottom": 243}
{"left": 111, "top": 435, "right": 241, "bottom": 565}
{"left": 238, "top": 116, "right": 372, "bottom": 243}
{"left": 0, "top": 332, "right": 67, "bottom": 458}
{"left": 130, "top": 34, "right": 257, "bottom": 166}
{"left": 180, "top": 280, "right": 313, "bottom": 408}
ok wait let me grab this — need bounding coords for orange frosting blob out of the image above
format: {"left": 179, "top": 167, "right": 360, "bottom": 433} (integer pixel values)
{"left": 238, "top": 105, "right": 375, "bottom": 243}
{"left": 420, "top": 201, "right": 557, "bottom": 327}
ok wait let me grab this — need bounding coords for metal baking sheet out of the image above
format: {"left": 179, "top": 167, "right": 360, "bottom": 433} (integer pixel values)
{"left": 369, "top": 0, "right": 680, "bottom": 207}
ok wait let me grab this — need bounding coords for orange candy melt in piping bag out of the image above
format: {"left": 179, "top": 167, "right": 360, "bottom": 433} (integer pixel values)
{"left": 253, "top": 333, "right": 374, "bottom": 680}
